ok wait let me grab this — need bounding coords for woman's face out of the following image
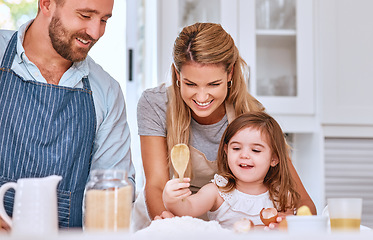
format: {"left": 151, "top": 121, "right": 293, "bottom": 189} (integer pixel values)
{"left": 177, "top": 62, "right": 232, "bottom": 125}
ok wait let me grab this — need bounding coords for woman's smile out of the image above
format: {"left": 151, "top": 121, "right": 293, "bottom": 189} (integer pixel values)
{"left": 193, "top": 99, "right": 214, "bottom": 108}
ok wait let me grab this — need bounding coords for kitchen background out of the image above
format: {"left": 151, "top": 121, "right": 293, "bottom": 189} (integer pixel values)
{"left": 1, "top": 0, "right": 372, "bottom": 228}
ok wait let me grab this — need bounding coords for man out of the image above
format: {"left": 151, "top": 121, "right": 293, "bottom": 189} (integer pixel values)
{"left": 0, "top": 0, "right": 135, "bottom": 229}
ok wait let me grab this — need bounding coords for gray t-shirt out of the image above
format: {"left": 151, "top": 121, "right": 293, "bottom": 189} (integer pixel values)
{"left": 137, "top": 84, "right": 228, "bottom": 161}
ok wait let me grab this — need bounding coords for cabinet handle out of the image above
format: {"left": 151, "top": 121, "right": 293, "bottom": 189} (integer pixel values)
{"left": 128, "top": 49, "right": 133, "bottom": 82}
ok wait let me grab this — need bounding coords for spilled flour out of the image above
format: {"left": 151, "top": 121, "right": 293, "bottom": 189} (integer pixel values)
{"left": 132, "top": 216, "right": 232, "bottom": 239}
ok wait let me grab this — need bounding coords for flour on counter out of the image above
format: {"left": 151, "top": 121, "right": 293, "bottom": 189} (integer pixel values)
{"left": 132, "top": 216, "right": 232, "bottom": 239}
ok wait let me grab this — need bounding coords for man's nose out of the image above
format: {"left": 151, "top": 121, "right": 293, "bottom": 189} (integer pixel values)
{"left": 85, "top": 20, "right": 102, "bottom": 41}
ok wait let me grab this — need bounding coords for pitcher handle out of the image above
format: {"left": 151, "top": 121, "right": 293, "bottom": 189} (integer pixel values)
{"left": 0, "top": 182, "right": 17, "bottom": 227}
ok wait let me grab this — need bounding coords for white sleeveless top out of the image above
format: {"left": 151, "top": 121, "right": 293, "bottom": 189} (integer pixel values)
{"left": 207, "top": 174, "right": 275, "bottom": 229}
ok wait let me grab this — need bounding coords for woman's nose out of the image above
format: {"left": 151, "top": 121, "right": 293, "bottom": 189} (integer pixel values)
{"left": 195, "top": 88, "right": 209, "bottom": 102}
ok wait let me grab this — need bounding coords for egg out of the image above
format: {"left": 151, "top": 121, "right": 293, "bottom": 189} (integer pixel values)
{"left": 233, "top": 218, "right": 254, "bottom": 233}
{"left": 296, "top": 205, "right": 312, "bottom": 216}
{"left": 260, "top": 207, "right": 278, "bottom": 226}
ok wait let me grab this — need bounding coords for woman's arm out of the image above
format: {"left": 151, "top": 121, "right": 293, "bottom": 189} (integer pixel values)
{"left": 140, "top": 135, "right": 171, "bottom": 219}
{"left": 163, "top": 181, "right": 220, "bottom": 217}
{"left": 288, "top": 159, "right": 317, "bottom": 215}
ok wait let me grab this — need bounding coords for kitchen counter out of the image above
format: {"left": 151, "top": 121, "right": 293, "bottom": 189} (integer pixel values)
{"left": 1, "top": 216, "right": 372, "bottom": 240}
{"left": 1, "top": 230, "right": 373, "bottom": 240}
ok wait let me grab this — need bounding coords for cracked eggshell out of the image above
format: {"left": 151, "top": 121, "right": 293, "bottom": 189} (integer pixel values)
{"left": 260, "top": 207, "right": 278, "bottom": 226}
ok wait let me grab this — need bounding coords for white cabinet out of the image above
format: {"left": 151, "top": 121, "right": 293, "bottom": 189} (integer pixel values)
{"left": 238, "top": 0, "right": 314, "bottom": 116}
{"left": 316, "top": 0, "right": 373, "bottom": 137}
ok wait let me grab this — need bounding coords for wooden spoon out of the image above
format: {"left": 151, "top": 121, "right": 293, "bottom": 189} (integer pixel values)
{"left": 170, "top": 143, "right": 190, "bottom": 182}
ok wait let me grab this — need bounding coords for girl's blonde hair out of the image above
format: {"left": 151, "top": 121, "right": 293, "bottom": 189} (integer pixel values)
{"left": 217, "top": 112, "right": 300, "bottom": 212}
{"left": 166, "top": 23, "right": 264, "bottom": 178}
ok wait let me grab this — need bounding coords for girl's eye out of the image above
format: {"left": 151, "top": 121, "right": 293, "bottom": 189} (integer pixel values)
{"left": 252, "top": 149, "right": 261, "bottom": 153}
{"left": 232, "top": 147, "right": 240, "bottom": 151}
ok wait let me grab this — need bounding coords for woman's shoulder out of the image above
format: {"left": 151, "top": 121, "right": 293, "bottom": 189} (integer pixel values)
{"left": 141, "top": 83, "right": 169, "bottom": 98}
{"left": 137, "top": 83, "right": 170, "bottom": 136}
{"left": 138, "top": 83, "right": 169, "bottom": 108}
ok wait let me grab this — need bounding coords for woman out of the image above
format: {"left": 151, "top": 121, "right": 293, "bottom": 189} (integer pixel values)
{"left": 132, "top": 22, "right": 316, "bottom": 230}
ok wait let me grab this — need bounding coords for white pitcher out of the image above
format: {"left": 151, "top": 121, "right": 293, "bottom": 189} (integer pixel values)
{"left": 0, "top": 175, "right": 62, "bottom": 236}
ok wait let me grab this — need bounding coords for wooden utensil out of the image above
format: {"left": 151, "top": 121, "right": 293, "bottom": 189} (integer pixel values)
{"left": 170, "top": 143, "right": 190, "bottom": 182}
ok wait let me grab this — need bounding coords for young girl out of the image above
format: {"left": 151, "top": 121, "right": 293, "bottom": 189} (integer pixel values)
{"left": 162, "top": 112, "right": 301, "bottom": 229}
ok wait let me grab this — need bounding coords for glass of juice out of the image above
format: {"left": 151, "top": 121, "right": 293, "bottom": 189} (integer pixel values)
{"left": 327, "top": 198, "right": 362, "bottom": 231}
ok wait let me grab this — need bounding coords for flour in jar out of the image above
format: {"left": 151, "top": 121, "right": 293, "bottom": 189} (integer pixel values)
{"left": 84, "top": 185, "right": 132, "bottom": 231}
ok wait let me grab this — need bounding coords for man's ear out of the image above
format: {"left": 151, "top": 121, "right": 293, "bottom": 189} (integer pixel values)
{"left": 39, "top": 0, "right": 53, "bottom": 16}
{"left": 270, "top": 157, "right": 279, "bottom": 167}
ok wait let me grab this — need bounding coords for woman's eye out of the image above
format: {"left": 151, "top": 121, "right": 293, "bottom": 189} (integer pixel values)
{"left": 185, "top": 82, "right": 196, "bottom": 86}
{"left": 81, "top": 14, "right": 90, "bottom": 19}
{"left": 209, "top": 83, "right": 221, "bottom": 86}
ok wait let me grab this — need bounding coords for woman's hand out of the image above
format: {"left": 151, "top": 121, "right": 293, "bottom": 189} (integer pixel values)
{"left": 162, "top": 178, "right": 191, "bottom": 206}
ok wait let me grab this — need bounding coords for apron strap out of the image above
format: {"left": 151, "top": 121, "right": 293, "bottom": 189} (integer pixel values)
{"left": 81, "top": 77, "right": 91, "bottom": 91}
{"left": 1, "top": 32, "right": 18, "bottom": 69}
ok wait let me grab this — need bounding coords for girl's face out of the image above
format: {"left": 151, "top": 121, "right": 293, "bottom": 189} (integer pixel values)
{"left": 225, "top": 126, "right": 279, "bottom": 192}
{"left": 176, "top": 62, "right": 232, "bottom": 125}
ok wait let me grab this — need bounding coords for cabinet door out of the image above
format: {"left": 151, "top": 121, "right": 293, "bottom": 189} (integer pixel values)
{"left": 317, "top": 0, "right": 373, "bottom": 126}
{"left": 238, "top": 0, "right": 314, "bottom": 115}
{"left": 158, "top": 0, "right": 238, "bottom": 84}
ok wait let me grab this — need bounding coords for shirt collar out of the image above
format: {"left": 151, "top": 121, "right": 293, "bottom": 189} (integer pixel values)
{"left": 16, "top": 19, "right": 90, "bottom": 77}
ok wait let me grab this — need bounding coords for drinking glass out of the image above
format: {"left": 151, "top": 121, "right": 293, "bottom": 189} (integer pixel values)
{"left": 327, "top": 198, "right": 362, "bottom": 231}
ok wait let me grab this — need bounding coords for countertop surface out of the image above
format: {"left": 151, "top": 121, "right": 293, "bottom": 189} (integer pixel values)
{"left": 1, "top": 230, "right": 373, "bottom": 240}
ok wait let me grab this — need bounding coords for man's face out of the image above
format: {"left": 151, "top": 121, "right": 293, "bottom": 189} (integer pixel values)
{"left": 48, "top": 0, "right": 114, "bottom": 62}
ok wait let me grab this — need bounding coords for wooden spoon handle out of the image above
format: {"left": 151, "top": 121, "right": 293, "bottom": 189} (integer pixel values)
{"left": 179, "top": 173, "right": 184, "bottom": 182}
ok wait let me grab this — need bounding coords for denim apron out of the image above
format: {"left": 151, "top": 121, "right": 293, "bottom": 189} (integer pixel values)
{"left": 0, "top": 32, "right": 96, "bottom": 228}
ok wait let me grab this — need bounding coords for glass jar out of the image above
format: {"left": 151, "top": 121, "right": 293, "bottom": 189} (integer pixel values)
{"left": 83, "top": 169, "right": 132, "bottom": 231}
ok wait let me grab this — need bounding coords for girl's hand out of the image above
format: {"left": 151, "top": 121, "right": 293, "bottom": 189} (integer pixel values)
{"left": 162, "top": 178, "right": 191, "bottom": 205}
{"left": 265, "top": 209, "right": 294, "bottom": 230}
{"left": 154, "top": 210, "right": 175, "bottom": 220}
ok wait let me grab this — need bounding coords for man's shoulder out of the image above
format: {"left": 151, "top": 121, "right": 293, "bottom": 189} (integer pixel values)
{"left": 0, "top": 29, "right": 16, "bottom": 58}
{"left": 0, "top": 29, "right": 15, "bottom": 38}
{"left": 85, "top": 56, "right": 120, "bottom": 89}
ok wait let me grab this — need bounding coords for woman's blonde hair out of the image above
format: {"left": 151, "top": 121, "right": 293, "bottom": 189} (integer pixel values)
{"left": 216, "top": 112, "right": 300, "bottom": 212}
{"left": 166, "top": 22, "right": 264, "bottom": 178}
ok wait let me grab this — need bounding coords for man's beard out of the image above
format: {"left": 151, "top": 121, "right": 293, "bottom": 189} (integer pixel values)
{"left": 48, "top": 14, "right": 97, "bottom": 62}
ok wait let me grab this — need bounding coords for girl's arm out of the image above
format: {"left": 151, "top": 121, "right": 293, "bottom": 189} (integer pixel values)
{"left": 140, "top": 135, "right": 171, "bottom": 219}
{"left": 163, "top": 181, "right": 221, "bottom": 217}
{"left": 288, "top": 159, "right": 317, "bottom": 215}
